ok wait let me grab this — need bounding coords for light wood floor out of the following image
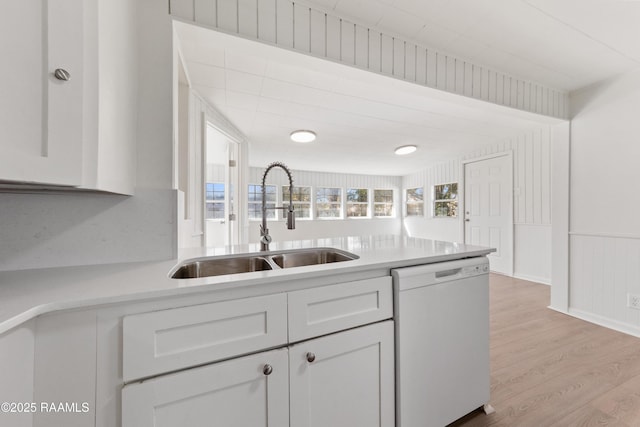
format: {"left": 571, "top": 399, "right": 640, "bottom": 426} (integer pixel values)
{"left": 449, "top": 274, "right": 640, "bottom": 427}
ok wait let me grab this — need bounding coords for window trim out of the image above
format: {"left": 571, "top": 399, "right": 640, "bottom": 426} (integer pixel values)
{"left": 432, "top": 182, "right": 459, "bottom": 218}
{"left": 405, "top": 187, "right": 425, "bottom": 217}
{"left": 205, "top": 182, "right": 226, "bottom": 221}
{"left": 282, "top": 184, "right": 313, "bottom": 221}
{"left": 346, "top": 188, "right": 370, "bottom": 219}
{"left": 247, "top": 183, "right": 277, "bottom": 221}
{"left": 372, "top": 188, "right": 395, "bottom": 219}
{"left": 315, "top": 186, "right": 343, "bottom": 220}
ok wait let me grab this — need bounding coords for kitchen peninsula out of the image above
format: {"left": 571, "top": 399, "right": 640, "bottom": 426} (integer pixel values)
{"left": 0, "top": 235, "right": 493, "bottom": 427}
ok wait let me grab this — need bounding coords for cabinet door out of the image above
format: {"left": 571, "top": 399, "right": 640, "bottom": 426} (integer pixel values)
{"left": 289, "top": 321, "right": 395, "bottom": 427}
{"left": 0, "top": 0, "right": 83, "bottom": 186}
{"left": 122, "top": 348, "right": 289, "bottom": 427}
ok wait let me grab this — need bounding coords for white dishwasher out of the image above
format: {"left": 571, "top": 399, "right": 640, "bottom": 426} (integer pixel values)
{"left": 392, "top": 257, "right": 491, "bottom": 427}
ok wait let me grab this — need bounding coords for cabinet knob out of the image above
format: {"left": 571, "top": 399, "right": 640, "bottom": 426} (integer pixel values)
{"left": 263, "top": 364, "right": 273, "bottom": 376}
{"left": 54, "top": 68, "right": 71, "bottom": 81}
{"left": 306, "top": 352, "right": 316, "bottom": 363}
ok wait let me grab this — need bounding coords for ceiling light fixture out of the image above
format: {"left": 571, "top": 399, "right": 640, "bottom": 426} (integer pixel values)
{"left": 394, "top": 145, "right": 417, "bottom": 155}
{"left": 290, "top": 130, "right": 316, "bottom": 143}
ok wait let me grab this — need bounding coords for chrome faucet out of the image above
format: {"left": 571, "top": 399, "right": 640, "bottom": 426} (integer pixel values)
{"left": 260, "top": 162, "right": 295, "bottom": 251}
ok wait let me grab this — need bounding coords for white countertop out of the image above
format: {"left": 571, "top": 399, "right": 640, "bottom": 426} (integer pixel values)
{"left": 0, "top": 235, "right": 493, "bottom": 334}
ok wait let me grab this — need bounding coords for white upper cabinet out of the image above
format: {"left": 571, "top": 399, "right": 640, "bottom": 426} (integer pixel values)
{"left": 0, "top": 0, "right": 137, "bottom": 194}
{"left": 0, "top": 0, "right": 84, "bottom": 187}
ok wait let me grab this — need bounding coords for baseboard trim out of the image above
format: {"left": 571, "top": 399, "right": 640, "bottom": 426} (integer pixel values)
{"left": 563, "top": 308, "right": 640, "bottom": 339}
{"left": 512, "top": 273, "right": 551, "bottom": 286}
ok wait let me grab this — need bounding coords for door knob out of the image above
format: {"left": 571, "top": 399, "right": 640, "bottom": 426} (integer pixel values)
{"left": 263, "top": 364, "right": 273, "bottom": 376}
{"left": 306, "top": 352, "right": 316, "bottom": 363}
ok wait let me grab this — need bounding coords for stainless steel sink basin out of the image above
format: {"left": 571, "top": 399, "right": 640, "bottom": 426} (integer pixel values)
{"left": 170, "top": 255, "right": 274, "bottom": 279}
{"left": 271, "top": 249, "right": 357, "bottom": 268}
{"left": 170, "top": 248, "right": 358, "bottom": 279}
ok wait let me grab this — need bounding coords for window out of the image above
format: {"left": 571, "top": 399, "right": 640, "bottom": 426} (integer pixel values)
{"left": 248, "top": 184, "right": 276, "bottom": 220}
{"left": 433, "top": 182, "right": 458, "bottom": 218}
{"left": 316, "top": 187, "right": 342, "bottom": 218}
{"left": 406, "top": 187, "right": 424, "bottom": 216}
{"left": 373, "top": 189, "right": 394, "bottom": 217}
{"left": 205, "top": 183, "right": 225, "bottom": 220}
{"left": 283, "top": 185, "right": 312, "bottom": 219}
{"left": 346, "top": 188, "right": 369, "bottom": 218}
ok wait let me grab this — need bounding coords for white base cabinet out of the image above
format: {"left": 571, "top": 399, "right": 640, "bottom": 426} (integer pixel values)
{"left": 122, "top": 321, "right": 394, "bottom": 427}
{"left": 290, "top": 321, "right": 395, "bottom": 427}
{"left": 121, "top": 277, "right": 395, "bottom": 427}
{"left": 122, "top": 348, "right": 289, "bottom": 427}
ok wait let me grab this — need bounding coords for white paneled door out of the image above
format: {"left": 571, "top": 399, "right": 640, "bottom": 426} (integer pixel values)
{"left": 464, "top": 154, "right": 513, "bottom": 275}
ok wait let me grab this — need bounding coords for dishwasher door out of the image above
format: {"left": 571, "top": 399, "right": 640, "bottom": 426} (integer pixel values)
{"left": 392, "top": 257, "right": 490, "bottom": 427}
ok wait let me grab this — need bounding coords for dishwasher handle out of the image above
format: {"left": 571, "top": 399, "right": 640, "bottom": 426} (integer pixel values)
{"left": 435, "top": 268, "right": 462, "bottom": 279}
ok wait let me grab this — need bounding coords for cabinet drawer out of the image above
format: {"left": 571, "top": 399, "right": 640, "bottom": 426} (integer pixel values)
{"left": 288, "top": 276, "right": 393, "bottom": 342}
{"left": 123, "top": 294, "right": 288, "bottom": 382}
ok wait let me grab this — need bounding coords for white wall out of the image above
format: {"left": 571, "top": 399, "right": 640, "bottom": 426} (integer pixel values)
{"left": 403, "top": 159, "right": 462, "bottom": 242}
{"left": 246, "top": 167, "right": 402, "bottom": 244}
{"left": 568, "top": 70, "right": 640, "bottom": 336}
{"left": 403, "top": 126, "right": 553, "bottom": 283}
{"left": 0, "top": 0, "right": 177, "bottom": 272}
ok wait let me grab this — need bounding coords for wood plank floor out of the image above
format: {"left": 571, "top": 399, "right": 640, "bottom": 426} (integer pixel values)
{"left": 449, "top": 274, "right": 640, "bottom": 427}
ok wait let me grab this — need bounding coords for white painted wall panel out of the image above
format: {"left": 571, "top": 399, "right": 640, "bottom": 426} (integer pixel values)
{"left": 405, "top": 43, "right": 416, "bottom": 82}
{"left": 354, "top": 25, "right": 368, "bottom": 68}
{"left": 426, "top": 50, "right": 437, "bottom": 88}
{"left": 566, "top": 70, "right": 640, "bottom": 335}
{"left": 194, "top": 0, "right": 217, "bottom": 27}
{"left": 416, "top": 47, "right": 427, "bottom": 85}
{"left": 176, "top": 0, "right": 568, "bottom": 118}
{"left": 380, "top": 34, "right": 393, "bottom": 75}
{"left": 310, "top": 9, "right": 326, "bottom": 56}
{"left": 257, "top": 0, "right": 277, "bottom": 43}
{"left": 404, "top": 125, "right": 554, "bottom": 282}
{"left": 238, "top": 0, "right": 258, "bottom": 38}
{"left": 170, "top": 0, "right": 194, "bottom": 21}
{"left": 293, "top": 3, "right": 310, "bottom": 52}
{"left": 393, "top": 38, "right": 404, "bottom": 78}
{"left": 217, "top": 0, "right": 238, "bottom": 33}
{"left": 326, "top": 14, "right": 341, "bottom": 60}
{"left": 276, "top": 0, "right": 293, "bottom": 47}
{"left": 341, "top": 20, "right": 355, "bottom": 64}
{"left": 368, "top": 30, "right": 381, "bottom": 73}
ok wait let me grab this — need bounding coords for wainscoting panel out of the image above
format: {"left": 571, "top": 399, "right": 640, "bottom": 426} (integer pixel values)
{"left": 570, "top": 233, "right": 640, "bottom": 333}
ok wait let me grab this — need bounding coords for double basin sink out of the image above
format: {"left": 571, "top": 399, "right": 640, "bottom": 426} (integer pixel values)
{"left": 171, "top": 248, "right": 359, "bottom": 279}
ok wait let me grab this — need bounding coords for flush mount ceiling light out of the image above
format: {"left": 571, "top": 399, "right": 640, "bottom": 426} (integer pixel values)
{"left": 394, "top": 145, "right": 417, "bottom": 155}
{"left": 290, "top": 130, "right": 316, "bottom": 143}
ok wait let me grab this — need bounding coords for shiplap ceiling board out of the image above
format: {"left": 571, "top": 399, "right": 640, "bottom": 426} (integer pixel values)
{"left": 305, "top": 0, "right": 640, "bottom": 91}
{"left": 175, "top": 22, "right": 561, "bottom": 175}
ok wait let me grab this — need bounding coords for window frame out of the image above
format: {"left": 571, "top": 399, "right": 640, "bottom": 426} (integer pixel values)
{"left": 372, "top": 189, "right": 395, "bottom": 218}
{"left": 205, "top": 182, "right": 226, "bottom": 221}
{"left": 247, "top": 183, "right": 277, "bottom": 221}
{"left": 346, "top": 188, "right": 370, "bottom": 219}
{"left": 405, "top": 187, "right": 425, "bottom": 217}
{"left": 315, "top": 186, "right": 343, "bottom": 219}
{"left": 282, "top": 185, "right": 312, "bottom": 220}
{"left": 432, "top": 182, "right": 459, "bottom": 218}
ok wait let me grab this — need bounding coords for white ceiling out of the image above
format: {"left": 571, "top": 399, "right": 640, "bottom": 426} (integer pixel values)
{"left": 175, "top": 23, "right": 560, "bottom": 176}
{"left": 303, "top": 0, "right": 640, "bottom": 91}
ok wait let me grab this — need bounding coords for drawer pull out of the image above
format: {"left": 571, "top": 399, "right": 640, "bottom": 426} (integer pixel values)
{"left": 263, "top": 364, "right": 273, "bottom": 376}
{"left": 306, "top": 352, "right": 316, "bottom": 363}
